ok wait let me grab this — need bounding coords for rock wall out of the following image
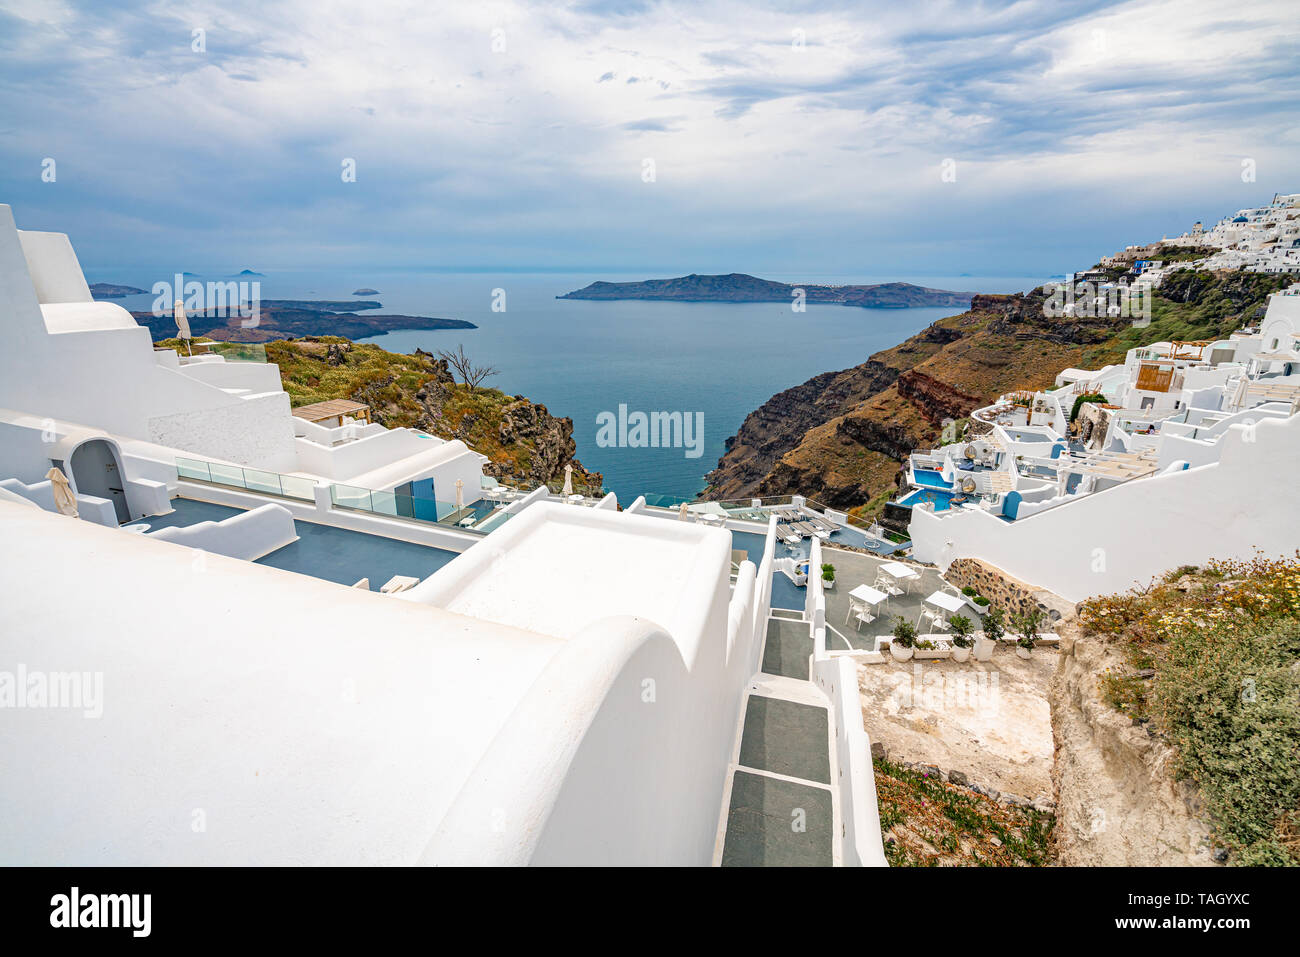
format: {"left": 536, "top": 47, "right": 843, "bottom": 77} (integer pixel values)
{"left": 944, "top": 558, "right": 1071, "bottom": 622}
{"left": 1050, "top": 627, "right": 1219, "bottom": 866}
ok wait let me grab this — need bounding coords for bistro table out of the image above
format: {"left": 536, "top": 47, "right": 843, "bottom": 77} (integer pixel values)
{"left": 846, "top": 584, "right": 889, "bottom": 626}
{"left": 878, "top": 560, "right": 921, "bottom": 594}
{"left": 919, "top": 589, "right": 966, "bottom": 629}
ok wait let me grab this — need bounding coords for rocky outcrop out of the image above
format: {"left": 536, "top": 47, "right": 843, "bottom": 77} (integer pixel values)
{"left": 1050, "top": 626, "right": 1218, "bottom": 866}
{"left": 491, "top": 399, "right": 590, "bottom": 487}
{"left": 895, "top": 369, "right": 985, "bottom": 425}
{"left": 706, "top": 361, "right": 899, "bottom": 499}
{"left": 254, "top": 336, "right": 598, "bottom": 491}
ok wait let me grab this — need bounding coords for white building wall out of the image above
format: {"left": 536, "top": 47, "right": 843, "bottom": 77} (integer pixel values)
{"left": 0, "top": 206, "right": 298, "bottom": 471}
{"left": 147, "top": 392, "right": 298, "bottom": 471}
{"left": 911, "top": 414, "right": 1300, "bottom": 602}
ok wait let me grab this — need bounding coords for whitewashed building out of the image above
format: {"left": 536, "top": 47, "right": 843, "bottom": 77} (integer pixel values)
{"left": 0, "top": 205, "right": 886, "bottom": 867}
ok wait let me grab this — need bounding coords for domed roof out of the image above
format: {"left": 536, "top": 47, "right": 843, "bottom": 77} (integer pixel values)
{"left": 1233, "top": 216, "right": 1249, "bottom": 223}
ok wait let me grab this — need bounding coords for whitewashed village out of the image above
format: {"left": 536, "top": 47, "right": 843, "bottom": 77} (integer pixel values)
{"left": 1, "top": 190, "right": 1297, "bottom": 869}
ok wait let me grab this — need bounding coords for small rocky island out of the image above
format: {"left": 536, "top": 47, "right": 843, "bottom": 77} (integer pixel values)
{"left": 88, "top": 282, "right": 147, "bottom": 298}
{"left": 353, "top": 287, "right": 379, "bottom": 296}
{"left": 559, "top": 273, "right": 977, "bottom": 308}
{"left": 129, "top": 297, "right": 475, "bottom": 343}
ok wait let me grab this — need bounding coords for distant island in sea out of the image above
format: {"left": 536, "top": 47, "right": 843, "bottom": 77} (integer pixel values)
{"left": 353, "top": 287, "right": 379, "bottom": 296}
{"left": 558, "top": 273, "right": 977, "bottom": 308}
{"left": 88, "top": 282, "right": 147, "bottom": 298}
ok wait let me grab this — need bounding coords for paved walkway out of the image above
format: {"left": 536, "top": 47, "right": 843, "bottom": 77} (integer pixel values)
{"left": 718, "top": 617, "right": 836, "bottom": 867}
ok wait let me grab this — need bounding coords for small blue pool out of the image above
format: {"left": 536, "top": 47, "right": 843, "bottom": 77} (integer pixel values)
{"left": 900, "top": 488, "right": 959, "bottom": 511}
{"left": 911, "top": 468, "right": 952, "bottom": 489}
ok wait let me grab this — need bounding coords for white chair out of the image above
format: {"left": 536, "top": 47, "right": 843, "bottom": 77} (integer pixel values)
{"left": 876, "top": 576, "right": 902, "bottom": 597}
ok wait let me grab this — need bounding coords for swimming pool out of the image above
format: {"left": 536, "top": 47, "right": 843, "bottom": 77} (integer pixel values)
{"left": 899, "top": 488, "right": 959, "bottom": 511}
{"left": 911, "top": 468, "right": 952, "bottom": 489}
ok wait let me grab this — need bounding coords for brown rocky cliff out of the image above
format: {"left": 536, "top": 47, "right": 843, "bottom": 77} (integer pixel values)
{"left": 705, "top": 290, "right": 1123, "bottom": 508}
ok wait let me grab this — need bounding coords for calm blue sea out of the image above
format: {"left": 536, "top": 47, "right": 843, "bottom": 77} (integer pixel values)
{"left": 96, "top": 270, "right": 1046, "bottom": 502}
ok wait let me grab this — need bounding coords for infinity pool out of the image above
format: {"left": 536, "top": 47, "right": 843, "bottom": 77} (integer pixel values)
{"left": 911, "top": 468, "right": 953, "bottom": 489}
{"left": 899, "top": 488, "right": 959, "bottom": 511}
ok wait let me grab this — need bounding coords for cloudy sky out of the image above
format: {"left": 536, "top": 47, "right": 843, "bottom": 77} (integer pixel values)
{"left": 1, "top": 0, "right": 1297, "bottom": 277}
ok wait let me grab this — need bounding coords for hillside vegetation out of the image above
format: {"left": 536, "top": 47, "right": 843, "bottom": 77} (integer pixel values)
{"left": 1078, "top": 554, "right": 1300, "bottom": 866}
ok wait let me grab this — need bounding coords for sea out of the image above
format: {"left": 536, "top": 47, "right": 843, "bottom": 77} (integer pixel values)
{"left": 94, "top": 270, "right": 1048, "bottom": 502}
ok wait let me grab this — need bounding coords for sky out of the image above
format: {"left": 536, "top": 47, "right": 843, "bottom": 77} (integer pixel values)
{"left": 0, "top": 0, "right": 1298, "bottom": 277}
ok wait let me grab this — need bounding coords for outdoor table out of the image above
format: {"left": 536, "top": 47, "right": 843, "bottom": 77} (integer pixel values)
{"left": 846, "top": 584, "right": 888, "bottom": 624}
{"left": 879, "top": 561, "right": 920, "bottom": 593}
{"left": 919, "top": 590, "right": 966, "bottom": 628}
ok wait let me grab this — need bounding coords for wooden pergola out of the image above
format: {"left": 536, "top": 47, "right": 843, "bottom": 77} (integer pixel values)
{"left": 291, "top": 399, "right": 372, "bottom": 426}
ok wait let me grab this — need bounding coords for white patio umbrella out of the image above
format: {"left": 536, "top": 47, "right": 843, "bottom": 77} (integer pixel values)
{"left": 174, "top": 299, "right": 192, "bottom": 355}
{"left": 46, "top": 466, "right": 79, "bottom": 518}
{"left": 562, "top": 463, "right": 574, "bottom": 497}
{"left": 678, "top": 502, "right": 689, "bottom": 521}
{"left": 454, "top": 478, "right": 464, "bottom": 514}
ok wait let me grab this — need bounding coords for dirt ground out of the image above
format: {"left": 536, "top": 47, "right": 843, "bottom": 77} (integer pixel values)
{"left": 856, "top": 644, "right": 1057, "bottom": 805}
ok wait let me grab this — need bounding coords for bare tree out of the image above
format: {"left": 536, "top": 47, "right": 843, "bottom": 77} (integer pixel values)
{"left": 437, "top": 343, "right": 499, "bottom": 393}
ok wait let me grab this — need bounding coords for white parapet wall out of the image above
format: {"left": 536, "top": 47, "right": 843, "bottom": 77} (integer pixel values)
{"left": 910, "top": 413, "right": 1300, "bottom": 602}
{"left": 403, "top": 501, "right": 761, "bottom": 864}
{"left": 146, "top": 502, "right": 299, "bottom": 560}
{"left": 805, "top": 536, "right": 889, "bottom": 866}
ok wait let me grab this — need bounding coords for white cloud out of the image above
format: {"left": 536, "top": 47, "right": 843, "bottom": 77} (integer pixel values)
{"left": 0, "top": 0, "right": 1296, "bottom": 272}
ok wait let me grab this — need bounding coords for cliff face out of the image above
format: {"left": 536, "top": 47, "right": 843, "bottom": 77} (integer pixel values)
{"left": 706, "top": 290, "right": 1115, "bottom": 507}
{"left": 1050, "top": 627, "right": 1217, "bottom": 866}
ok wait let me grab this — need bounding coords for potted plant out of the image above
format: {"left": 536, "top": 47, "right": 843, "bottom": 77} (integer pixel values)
{"left": 1013, "top": 607, "right": 1044, "bottom": 659}
{"left": 821, "top": 563, "right": 836, "bottom": 591}
{"left": 949, "top": 614, "right": 974, "bottom": 663}
{"left": 974, "top": 606, "right": 1003, "bottom": 661}
{"left": 889, "top": 616, "right": 916, "bottom": 662}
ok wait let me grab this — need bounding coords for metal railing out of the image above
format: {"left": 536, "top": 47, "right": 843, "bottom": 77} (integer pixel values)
{"left": 176, "top": 456, "right": 316, "bottom": 501}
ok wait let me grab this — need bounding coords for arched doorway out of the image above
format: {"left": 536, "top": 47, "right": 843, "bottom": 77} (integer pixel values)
{"left": 69, "top": 439, "right": 130, "bottom": 524}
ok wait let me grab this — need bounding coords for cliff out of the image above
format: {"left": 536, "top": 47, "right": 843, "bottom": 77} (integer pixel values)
{"left": 559, "top": 273, "right": 975, "bottom": 308}
{"left": 706, "top": 272, "right": 1292, "bottom": 512}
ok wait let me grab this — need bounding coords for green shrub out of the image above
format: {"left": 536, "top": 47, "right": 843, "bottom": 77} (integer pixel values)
{"left": 981, "top": 606, "right": 1005, "bottom": 642}
{"left": 892, "top": 616, "right": 917, "bottom": 648}
{"left": 1070, "top": 392, "right": 1108, "bottom": 422}
{"left": 1157, "top": 617, "right": 1300, "bottom": 864}
{"left": 949, "top": 614, "right": 974, "bottom": 648}
{"left": 961, "top": 585, "right": 976, "bottom": 596}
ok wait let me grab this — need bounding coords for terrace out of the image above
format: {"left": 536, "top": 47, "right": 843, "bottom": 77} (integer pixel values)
{"left": 136, "top": 497, "right": 459, "bottom": 588}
